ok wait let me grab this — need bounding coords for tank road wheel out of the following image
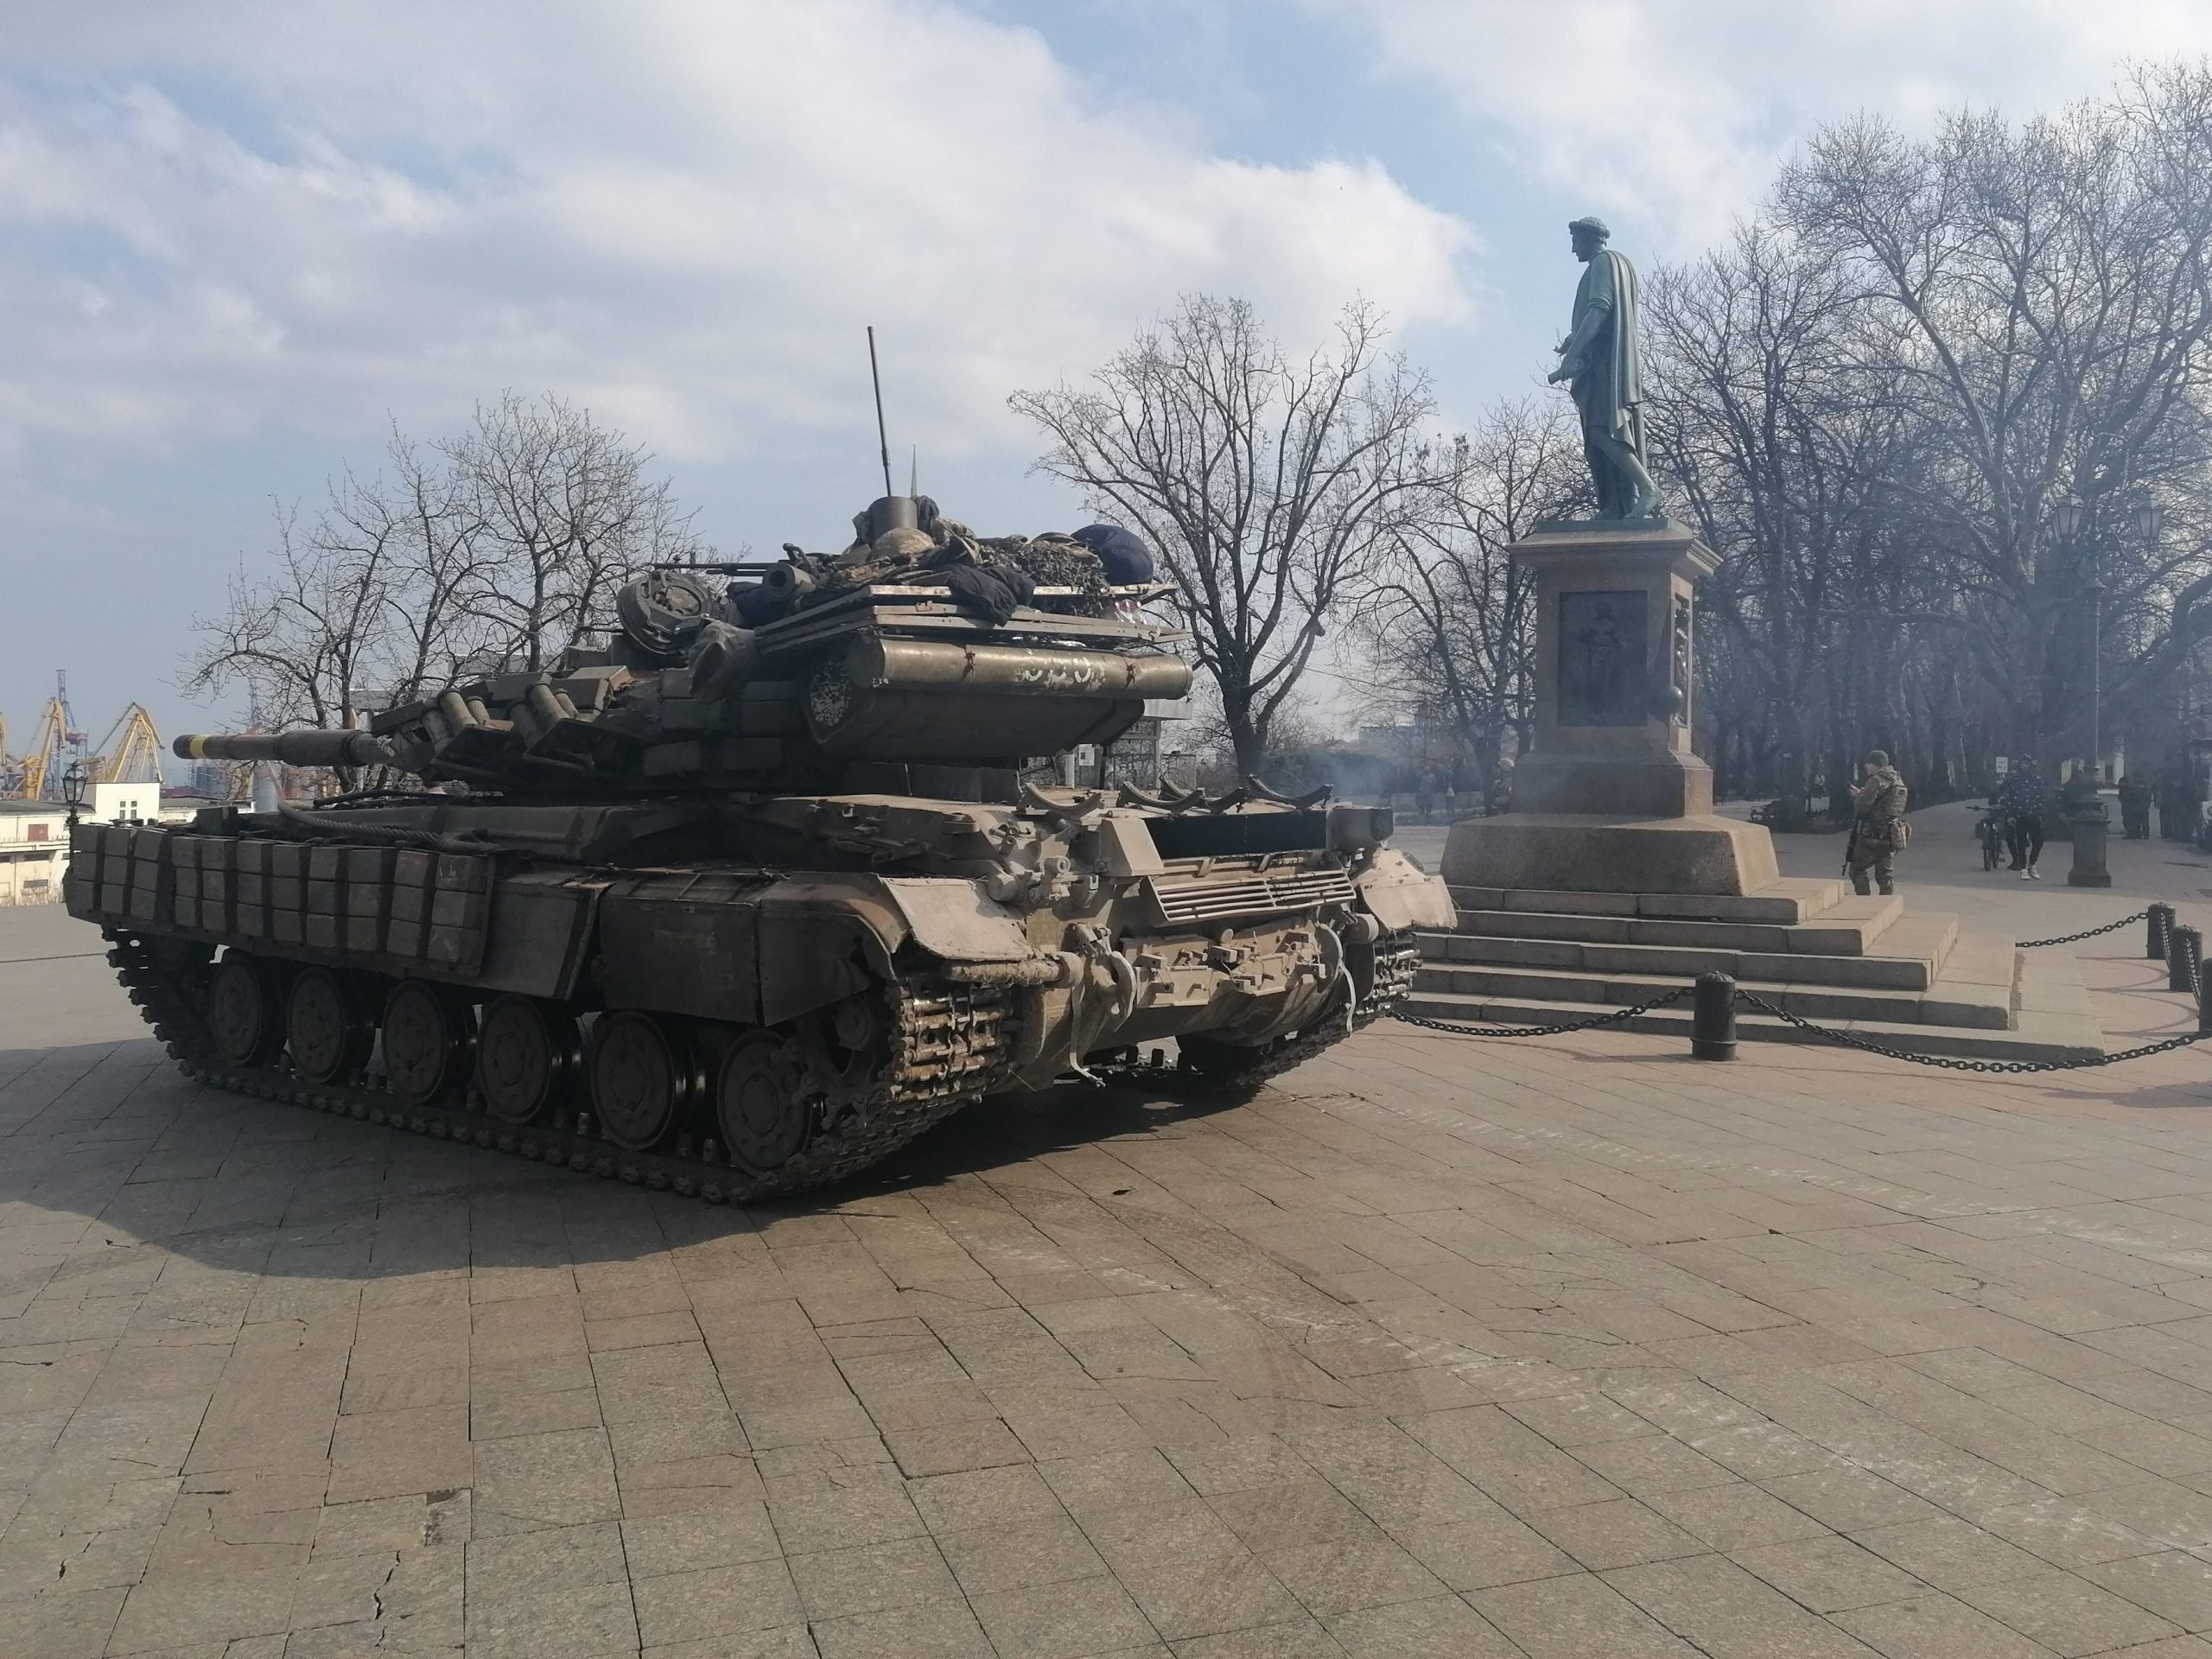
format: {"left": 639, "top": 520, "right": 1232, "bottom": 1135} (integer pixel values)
{"left": 795, "top": 992, "right": 891, "bottom": 1105}
{"left": 716, "top": 1031, "right": 816, "bottom": 1177}
{"left": 286, "top": 967, "right": 375, "bottom": 1084}
{"left": 207, "top": 952, "right": 284, "bottom": 1067}
{"left": 475, "top": 995, "right": 582, "bottom": 1126}
{"left": 383, "top": 981, "right": 478, "bottom": 1109}
{"left": 587, "top": 1011, "right": 702, "bottom": 1152}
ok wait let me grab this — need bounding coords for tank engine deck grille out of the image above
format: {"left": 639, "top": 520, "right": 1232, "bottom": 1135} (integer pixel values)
{"left": 1143, "top": 868, "right": 1355, "bottom": 925}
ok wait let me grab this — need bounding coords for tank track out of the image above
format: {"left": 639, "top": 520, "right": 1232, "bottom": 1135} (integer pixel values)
{"left": 102, "top": 928, "right": 1009, "bottom": 1205}
{"left": 1234, "top": 927, "right": 1423, "bottom": 1084}
{"left": 1356, "top": 931, "right": 1422, "bottom": 1031}
{"left": 1122, "top": 928, "right": 1421, "bottom": 1096}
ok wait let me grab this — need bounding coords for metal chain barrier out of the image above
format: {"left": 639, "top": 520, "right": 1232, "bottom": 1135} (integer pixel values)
{"left": 1389, "top": 979, "right": 2205, "bottom": 1075}
{"left": 1390, "top": 900, "right": 2205, "bottom": 1071}
{"left": 2016, "top": 909, "right": 2149, "bottom": 949}
{"left": 1391, "top": 982, "right": 1694, "bottom": 1039}
{"left": 1733, "top": 988, "right": 2204, "bottom": 1073}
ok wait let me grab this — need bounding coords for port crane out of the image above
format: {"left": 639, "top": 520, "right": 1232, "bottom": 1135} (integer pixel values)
{"left": 3, "top": 674, "right": 164, "bottom": 798}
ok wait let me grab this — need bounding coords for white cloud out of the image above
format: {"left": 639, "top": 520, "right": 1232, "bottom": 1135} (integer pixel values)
{"left": 1335, "top": 0, "right": 2212, "bottom": 251}
{"left": 0, "top": 0, "right": 1476, "bottom": 463}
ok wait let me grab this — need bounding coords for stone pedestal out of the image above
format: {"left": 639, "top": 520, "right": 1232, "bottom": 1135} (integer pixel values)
{"left": 2067, "top": 804, "right": 2113, "bottom": 887}
{"left": 1445, "top": 519, "right": 1780, "bottom": 898}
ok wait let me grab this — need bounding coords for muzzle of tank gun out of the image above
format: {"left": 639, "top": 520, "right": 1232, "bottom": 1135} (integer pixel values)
{"left": 174, "top": 730, "right": 394, "bottom": 768}
{"left": 760, "top": 563, "right": 818, "bottom": 600}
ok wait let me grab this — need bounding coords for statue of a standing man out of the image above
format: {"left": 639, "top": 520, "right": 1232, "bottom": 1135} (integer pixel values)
{"left": 1548, "top": 216, "right": 1662, "bottom": 520}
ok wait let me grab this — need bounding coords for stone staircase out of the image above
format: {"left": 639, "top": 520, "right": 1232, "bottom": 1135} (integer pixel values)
{"left": 1407, "top": 876, "right": 2106, "bottom": 1062}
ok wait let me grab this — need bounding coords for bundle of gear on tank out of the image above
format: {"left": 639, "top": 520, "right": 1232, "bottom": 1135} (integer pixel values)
{"left": 302, "top": 499, "right": 1177, "bottom": 799}
{"left": 728, "top": 495, "right": 1122, "bottom": 630}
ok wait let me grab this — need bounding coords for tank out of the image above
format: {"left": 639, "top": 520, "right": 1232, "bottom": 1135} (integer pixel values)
{"left": 69, "top": 499, "right": 1451, "bottom": 1202}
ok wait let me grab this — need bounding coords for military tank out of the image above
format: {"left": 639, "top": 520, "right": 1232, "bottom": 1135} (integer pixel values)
{"left": 69, "top": 498, "right": 1450, "bottom": 1202}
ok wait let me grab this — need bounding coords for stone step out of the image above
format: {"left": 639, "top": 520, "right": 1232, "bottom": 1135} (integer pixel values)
{"left": 1414, "top": 960, "right": 2012, "bottom": 1028}
{"left": 1449, "top": 893, "right": 1904, "bottom": 956}
{"left": 1444, "top": 875, "right": 1848, "bottom": 925}
{"left": 2017, "top": 947, "right": 2097, "bottom": 1020}
{"left": 1397, "top": 988, "right": 2103, "bottom": 1065}
{"left": 1418, "top": 912, "right": 1960, "bottom": 992}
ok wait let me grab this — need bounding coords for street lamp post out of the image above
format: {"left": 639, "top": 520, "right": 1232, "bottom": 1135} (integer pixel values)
{"left": 2054, "top": 499, "right": 2089, "bottom": 779}
{"left": 2089, "top": 569, "right": 2105, "bottom": 787}
{"left": 2130, "top": 499, "right": 2166, "bottom": 789}
{"left": 2056, "top": 494, "right": 2165, "bottom": 789}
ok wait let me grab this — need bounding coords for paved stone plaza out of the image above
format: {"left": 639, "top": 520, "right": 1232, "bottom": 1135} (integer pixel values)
{"left": 4, "top": 813, "right": 2212, "bottom": 1657}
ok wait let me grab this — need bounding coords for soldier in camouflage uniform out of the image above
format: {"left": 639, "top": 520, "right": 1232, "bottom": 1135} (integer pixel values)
{"left": 1847, "top": 750, "right": 1910, "bottom": 896}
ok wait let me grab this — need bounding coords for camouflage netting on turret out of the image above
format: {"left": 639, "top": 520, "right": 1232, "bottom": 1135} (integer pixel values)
{"left": 984, "top": 534, "right": 1111, "bottom": 611}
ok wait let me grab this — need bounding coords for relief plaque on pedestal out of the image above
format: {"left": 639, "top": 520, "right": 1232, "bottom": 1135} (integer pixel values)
{"left": 1558, "top": 590, "right": 1647, "bottom": 727}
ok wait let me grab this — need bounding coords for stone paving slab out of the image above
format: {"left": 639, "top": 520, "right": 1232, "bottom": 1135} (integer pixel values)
{"left": 7, "top": 822, "right": 2212, "bottom": 1656}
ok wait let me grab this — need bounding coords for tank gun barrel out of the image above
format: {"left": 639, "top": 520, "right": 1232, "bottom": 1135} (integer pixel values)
{"left": 175, "top": 730, "right": 393, "bottom": 768}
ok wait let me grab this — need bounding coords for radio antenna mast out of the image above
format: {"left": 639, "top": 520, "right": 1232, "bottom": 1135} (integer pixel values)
{"left": 867, "top": 326, "right": 893, "bottom": 499}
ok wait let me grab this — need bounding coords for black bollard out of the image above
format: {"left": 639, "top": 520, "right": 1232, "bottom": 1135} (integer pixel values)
{"left": 2175, "top": 925, "right": 2204, "bottom": 995}
{"left": 2150, "top": 903, "right": 2175, "bottom": 962}
{"left": 1691, "top": 970, "right": 1738, "bottom": 1061}
{"left": 2200, "top": 964, "right": 2212, "bottom": 1036}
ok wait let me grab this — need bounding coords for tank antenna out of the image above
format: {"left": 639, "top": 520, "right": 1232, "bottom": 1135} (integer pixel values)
{"left": 867, "top": 326, "right": 893, "bottom": 499}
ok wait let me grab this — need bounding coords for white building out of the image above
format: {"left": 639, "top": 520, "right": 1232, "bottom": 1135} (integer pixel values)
{"left": 0, "top": 785, "right": 198, "bottom": 906}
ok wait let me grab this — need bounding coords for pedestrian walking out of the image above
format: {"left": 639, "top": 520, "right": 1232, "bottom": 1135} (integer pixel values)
{"left": 1997, "top": 756, "right": 2049, "bottom": 878}
{"left": 1845, "top": 750, "right": 1910, "bottom": 896}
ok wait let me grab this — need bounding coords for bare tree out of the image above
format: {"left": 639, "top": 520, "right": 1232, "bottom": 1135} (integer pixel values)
{"left": 1356, "top": 397, "right": 1586, "bottom": 802}
{"left": 1013, "top": 296, "right": 1441, "bottom": 773}
{"left": 183, "top": 394, "right": 708, "bottom": 775}
{"left": 450, "top": 392, "right": 708, "bottom": 672}
{"left": 1776, "top": 65, "right": 2212, "bottom": 763}
{"left": 1643, "top": 220, "right": 1955, "bottom": 805}
{"left": 184, "top": 502, "right": 392, "bottom": 739}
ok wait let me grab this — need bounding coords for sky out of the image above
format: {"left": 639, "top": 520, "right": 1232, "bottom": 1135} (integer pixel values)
{"left": 6, "top": 0, "right": 2212, "bottom": 763}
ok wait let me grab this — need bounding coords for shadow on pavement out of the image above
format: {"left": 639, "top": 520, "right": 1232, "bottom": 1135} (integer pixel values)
{"left": 0, "top": 1033, "right": 1252, "bottom": 1280}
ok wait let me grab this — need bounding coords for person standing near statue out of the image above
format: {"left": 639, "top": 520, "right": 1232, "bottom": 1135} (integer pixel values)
{"left": 1846, "top": 750, "right": 1910, "bottom": 896}
{"left": 1549, "top": 217, "right": 1662, "bottom": 520}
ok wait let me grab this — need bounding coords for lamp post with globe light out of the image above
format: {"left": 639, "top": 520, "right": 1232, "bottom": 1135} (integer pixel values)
{"left": 2052, "top": 498, "right": 2093, "bottom": 781}
{"left": 2127, "top": 499, "right": 2165, "bottom": 786}
{"left": 2056, "top": 494, "right": 2165, "bottom": 789}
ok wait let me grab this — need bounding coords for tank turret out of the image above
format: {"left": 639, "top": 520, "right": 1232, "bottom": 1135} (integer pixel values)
{"left": 73, "top": 502, "right": 1448, "bottom": 1204}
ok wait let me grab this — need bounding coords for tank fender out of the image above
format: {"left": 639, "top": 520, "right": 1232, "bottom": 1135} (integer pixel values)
{"left": 1354, "top": 849, "right": 1454, "bottom": 931}
{"left": 754, "top": 876, "right": 908, "bottom": 1027}
{"left": 753, "top": 875, "right": 1033, "bottom": 1026}
{"left": 873, "top": 877, "right": 1032, "bottom": 963}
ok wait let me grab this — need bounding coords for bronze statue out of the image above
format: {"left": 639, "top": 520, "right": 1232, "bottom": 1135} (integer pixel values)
{"left": 1549, "top": 216, "right": 1662, "bottom": 520}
